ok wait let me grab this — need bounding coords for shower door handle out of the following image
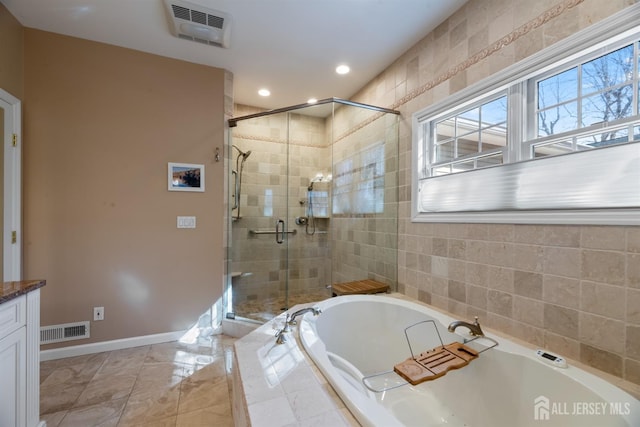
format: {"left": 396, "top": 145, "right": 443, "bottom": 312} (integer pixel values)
{"left": 231, "top": 170, "right": 239, "bottom": 210}
{"left": 275, "top": 219, "right": 285, "bottom": 244}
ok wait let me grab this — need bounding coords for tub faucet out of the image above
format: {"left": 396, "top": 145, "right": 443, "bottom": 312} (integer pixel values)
{"left": 275, "top": 307, "right": 321, "bottom": 344}
{"left": 275, "top": 327, "right": 288, "bottom": 344}
{"left": 287, "top": 307, "right": 322, "bottom": 326}
{"left": 448, "top": 316, "right": 484, "bottom": 337}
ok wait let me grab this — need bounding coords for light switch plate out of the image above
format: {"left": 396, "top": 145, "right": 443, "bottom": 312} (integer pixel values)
{"left": 177, "top": 216, "right": 196, "bottom": 228}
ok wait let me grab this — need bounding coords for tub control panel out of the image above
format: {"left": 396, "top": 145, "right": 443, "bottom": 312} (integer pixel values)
{"left": 535, "top": 349, "right": 568, "bottom": 368}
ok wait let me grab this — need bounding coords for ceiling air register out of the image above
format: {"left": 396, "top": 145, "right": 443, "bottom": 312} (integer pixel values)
{"left": 163, "top": 0, "right": 232, "bottom": 48}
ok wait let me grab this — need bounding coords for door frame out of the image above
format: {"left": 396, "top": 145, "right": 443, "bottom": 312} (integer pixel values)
{"left": 1, "top": 88, "right": 22, "bottom": 281}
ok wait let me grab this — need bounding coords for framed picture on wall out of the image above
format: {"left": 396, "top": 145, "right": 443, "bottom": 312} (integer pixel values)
{"left": 168, "top": 162, "right": 205, "bottom": 192}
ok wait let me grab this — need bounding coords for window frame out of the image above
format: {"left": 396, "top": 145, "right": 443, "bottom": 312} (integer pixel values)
{"left": 411, "top": 5, "right": 640, "bottom": 225}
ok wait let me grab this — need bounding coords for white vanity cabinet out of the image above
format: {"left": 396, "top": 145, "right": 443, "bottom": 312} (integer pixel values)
{"left": 0, "top": 283, "right": 44, "bottom": 427}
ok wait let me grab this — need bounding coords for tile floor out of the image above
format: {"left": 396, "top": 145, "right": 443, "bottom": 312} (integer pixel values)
{"left": 40, "top": 334, "right": 237, "bottom": 427}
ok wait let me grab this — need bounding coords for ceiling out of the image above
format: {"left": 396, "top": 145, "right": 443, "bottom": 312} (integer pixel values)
{"left": 2, "top": 0, "right": 467, "bottom": 111}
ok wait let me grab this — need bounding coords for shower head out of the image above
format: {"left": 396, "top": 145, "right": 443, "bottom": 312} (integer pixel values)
{"left": 232, "top": 145, "right": 252, "bottom": 159}
{"left": 308, "top": 175, "right": 324, "bottom": 191}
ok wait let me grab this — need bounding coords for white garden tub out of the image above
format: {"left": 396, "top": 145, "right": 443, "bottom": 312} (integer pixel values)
{"left": 299, "top": 294, "right": 640, "bottom": 427}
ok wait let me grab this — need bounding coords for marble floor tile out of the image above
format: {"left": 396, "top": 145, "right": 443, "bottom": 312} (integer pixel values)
{"left": 117, "top": 386, "right": 181, "bottom": 426}
{"left": 178, "top": 371, "right": 229, "bottom": 414}
{"left": 40, "top": 382, "right": 88, "bottom": 415}
{"left": 72, "top": 374, "right": 137, "bottom": 408}
{"left": 40, "top": 360, "right": 60, "bottom": 384}
{"left": 176, "top": 402, "right": 234, "bottom": 427}
{"left": 55, "top": 352, "right": 109, "bottom": 370}
{"left": 135, "top": 416, "right": 178, "bottom": 427}
{"left": 95, "top": 346, "right": 149, "bottom": 377}
{"left": 39, "top": 335, "right": 237, "bottom": 426}
{"left": 59, "top": 397, "right": 127, "bottom": 427}
{"left": 41, "top": 362, "right": 100, "bottom": 388}
{"left": 41, "top": 410, "right": 67, "bottom": 427}
{"left": 130, "top": 363, "right": 186, "bottom": 399}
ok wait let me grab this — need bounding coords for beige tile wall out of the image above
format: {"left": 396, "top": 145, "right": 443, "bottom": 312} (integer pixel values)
{"left": 330, "top": 110, "right": 399, "bottom": 287}
{"left": 344, "top": 0, "right": 640, "bottom": 385}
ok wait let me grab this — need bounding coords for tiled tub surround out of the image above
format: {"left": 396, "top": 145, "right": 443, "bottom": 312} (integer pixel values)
{"left": 302, "top": 295, "right": 640, "bottom": 426}
{"left": 397, "top": 224, "right": 640, "bottom": 386}
{"left": 332, "top": 0, "right": 640, "bottom": 387}
{"left": 231, "top": 302, "right": 358, "bottom": 427}
{"left": 232, "top": 294, "right": 640, "bottom": 427}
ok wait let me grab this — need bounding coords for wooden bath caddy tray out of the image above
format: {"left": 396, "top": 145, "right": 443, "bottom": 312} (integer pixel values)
{"left": 361, "top": 320, "right": 498, "bottom": 393}
{"left": 332, "top": 279, "right": 388, "bottom": 296}
{"left": 394, "top": 342, "right": 479, "bottom": 385}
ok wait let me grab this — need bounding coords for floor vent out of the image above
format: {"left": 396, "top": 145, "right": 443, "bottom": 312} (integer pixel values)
{"left": 41, "top": 321, "right": 90, "bottom": 345}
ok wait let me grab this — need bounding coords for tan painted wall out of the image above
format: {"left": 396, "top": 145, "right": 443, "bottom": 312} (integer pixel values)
{"left": 23, "top": 29, "right": 226, "bottom": 346}
{"left": 345, "top": 0, "right": 640, "bottom": 386}
{"left": 0, "top": 2, "right": 23, "bottom": 99}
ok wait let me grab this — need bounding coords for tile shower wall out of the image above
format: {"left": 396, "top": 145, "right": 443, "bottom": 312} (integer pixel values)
{"left": 329, "top": 109, "right": 398, "bottom": 287}
{"left": 340, "top": 0, "right": 640, "bottom": 386}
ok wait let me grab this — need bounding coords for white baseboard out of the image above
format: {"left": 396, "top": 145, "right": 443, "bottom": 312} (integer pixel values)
{"left": 40, "top": 330, "right": 188, "bottom": 361}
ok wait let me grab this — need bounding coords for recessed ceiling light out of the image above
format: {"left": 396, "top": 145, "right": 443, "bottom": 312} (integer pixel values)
{"left": 307, "top": 98, "right": 318, "bottom": 104}
{"left": 336, "top": 64, "right": 350, "bottom": 75}
{"left": 258, "top": 88, "right": 271, "bottom": 97}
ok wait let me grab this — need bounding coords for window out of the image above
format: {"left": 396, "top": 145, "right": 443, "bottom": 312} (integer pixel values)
{"left": 413, "top": 8, "right": 640, "bottom": 224}
{"left": 530, "top": 44, "right": 639, "bottom": 158}
{"left": 429, "top": 95, "right": 508, "bottom": 177}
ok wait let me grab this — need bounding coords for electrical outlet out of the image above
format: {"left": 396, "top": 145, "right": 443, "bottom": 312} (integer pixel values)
{"left": 93, "top": 306, "right": 104, "bottom": 321}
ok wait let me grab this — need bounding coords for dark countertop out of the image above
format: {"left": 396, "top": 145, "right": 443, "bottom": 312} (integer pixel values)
{"left": 0, "top": 280, "right": 46, "bottom": 304}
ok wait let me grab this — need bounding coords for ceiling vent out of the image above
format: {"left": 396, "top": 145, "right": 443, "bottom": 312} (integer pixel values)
{"left": 163, "top": 0, "right": 232, "bottom": 48}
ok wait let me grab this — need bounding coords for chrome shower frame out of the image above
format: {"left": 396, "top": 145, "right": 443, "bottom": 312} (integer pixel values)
{"left": 225, "top": 97, "right": 400, "bottom": 323}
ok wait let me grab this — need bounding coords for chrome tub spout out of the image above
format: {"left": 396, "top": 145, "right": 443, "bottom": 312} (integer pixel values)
{"left": 275, "top": 306, "right": 321, "bottom": 344}
{"left": 288, "top": 307, "right": 322, "bottom": 326}
{"left": 448, "top": 316, "right": 484, "bottom": 337}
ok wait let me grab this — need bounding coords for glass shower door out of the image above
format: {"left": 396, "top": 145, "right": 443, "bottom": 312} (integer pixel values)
{"left": 227, "top": 110, "right": 291, "bottom": 322}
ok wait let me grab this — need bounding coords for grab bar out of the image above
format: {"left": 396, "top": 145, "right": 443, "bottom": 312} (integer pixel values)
{"left": 249, "top": 229, "right": 297, "bottom": 235}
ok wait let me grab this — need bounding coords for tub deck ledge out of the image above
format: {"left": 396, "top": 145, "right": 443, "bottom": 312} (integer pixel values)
{"left": 231, "top": 293, "right": 640, "bottom": 426}
{"left": 231, "top": 302, "right": 358, "bottom": 427}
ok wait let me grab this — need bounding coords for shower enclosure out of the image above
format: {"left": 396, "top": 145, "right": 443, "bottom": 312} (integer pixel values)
{"left": 225, "top": 98, "right": 399, "bottom": 323}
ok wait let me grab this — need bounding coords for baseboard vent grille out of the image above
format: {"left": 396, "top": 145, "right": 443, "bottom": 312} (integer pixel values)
{"left": 41, "top": 321, "right": 90, "bottom": 344}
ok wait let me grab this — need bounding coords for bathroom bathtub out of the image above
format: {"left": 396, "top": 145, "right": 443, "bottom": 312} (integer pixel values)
{"left": 299, "top": 294, "right": 640, "bottom": 427}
